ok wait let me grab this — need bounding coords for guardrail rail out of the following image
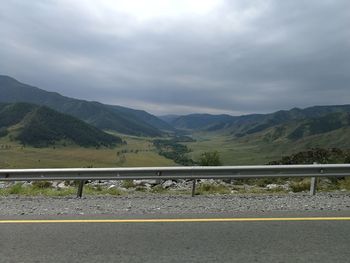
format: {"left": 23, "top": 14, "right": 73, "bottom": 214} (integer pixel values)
{"left": 1, "top": 164, "right": 350, "bottom": 197}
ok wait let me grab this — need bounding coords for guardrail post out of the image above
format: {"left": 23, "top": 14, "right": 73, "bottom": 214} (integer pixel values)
{"left": 77, "top": 180, "right": 85, "bottom": 198}
{"left": 191, "top": 180, "right": 196, "bottom": 197}
{"left": 310, "top": 177, "right": 317, "bottom": 196}
{"left": 309, "top": 162, "right": 318, "bottom": 196}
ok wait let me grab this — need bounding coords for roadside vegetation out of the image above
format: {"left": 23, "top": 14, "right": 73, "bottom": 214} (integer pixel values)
{"left": 1, "top": 176, "right": 349, "bottom": 197}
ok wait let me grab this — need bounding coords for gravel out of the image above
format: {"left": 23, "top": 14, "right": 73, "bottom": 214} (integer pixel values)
{"left": 1, "top": 192, "right": 350, "bottom": 216}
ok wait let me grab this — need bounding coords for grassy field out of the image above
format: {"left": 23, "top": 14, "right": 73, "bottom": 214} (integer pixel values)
{"left": 184, "top": 130, "right": 350, "bottom": 165}
{"left": 0, "top": 135, "right": 175, "bottom": 168}
{"left": 2, "top": 127, "right": 349, "bottom": 168}
{"left": 184, "top": 132, "right": 282, "bottom": 165}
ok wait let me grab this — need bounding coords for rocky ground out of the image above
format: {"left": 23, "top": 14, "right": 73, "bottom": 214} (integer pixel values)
{"left": 1, "top": 192, "right": 349, "bottom": 216}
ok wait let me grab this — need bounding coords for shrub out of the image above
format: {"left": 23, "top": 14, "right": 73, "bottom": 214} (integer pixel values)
{"left": 290, "top": 179, "right": 311, "bottom": 192}
{"left": 199, "top": 151, "right": 222, "bottom": 166}
{"left": 32, "top": 181, "right": 52, "bottom": 189}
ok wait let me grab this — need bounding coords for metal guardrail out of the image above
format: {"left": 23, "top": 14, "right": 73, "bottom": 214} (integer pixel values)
{"left": 1, "top": 164, "right": 349, "bottom": 197}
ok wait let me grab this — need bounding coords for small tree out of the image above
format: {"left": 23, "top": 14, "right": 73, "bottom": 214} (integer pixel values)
{"left": 199, "top": 151, "right": 222, "bottom": 166}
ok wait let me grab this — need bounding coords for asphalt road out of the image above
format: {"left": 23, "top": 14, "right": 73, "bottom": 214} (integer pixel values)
{"left": 1, "top": 211, "right": 350, "bottom": 263}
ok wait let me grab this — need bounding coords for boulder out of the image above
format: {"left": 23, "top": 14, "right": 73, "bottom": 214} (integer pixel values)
{"left": 57, "top": 182, "right": 68, "bottom": 189}
{"left": 108, "top": 185, "right": 117, "bottom": 190}
{"left": 162, "top": 180, "right": 175, "bottom": 188}
{"left": 266, "top": 184, "right": 279, "bottom": 190}
{"left": 133, "top": 180, "right": 159, "bottom": 186}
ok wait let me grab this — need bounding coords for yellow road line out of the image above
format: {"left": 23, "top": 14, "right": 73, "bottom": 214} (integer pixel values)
{"left": 0, "top": 217, "right": 350, "bottom": 224}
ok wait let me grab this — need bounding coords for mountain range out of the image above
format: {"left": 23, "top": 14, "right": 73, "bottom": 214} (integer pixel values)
{"left": 161, "top": 105, "right": 350, "bottom": 142}
{"left": 1, "top": 75, "right": 350, "bottom": 147}
{"left": 0, "top": 75, "right": 173, "bottom": 137}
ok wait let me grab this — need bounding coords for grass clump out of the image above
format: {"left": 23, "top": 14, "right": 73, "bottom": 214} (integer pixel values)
{"left": 121, "top": 180, "right": 135, "bottom": 189}
{"left": 83, "top": 185, "right": 122, "bottom": 196}
{"left": 32, "top": 181, "right": 52, "bottom": 189}
{"left": 0, "top": 183, "right": 76, "bottom": 196}
{"left": 290, "top": 178, "right": 311, "bottom": 192}
{"left": 338, "top": 177, "right": 350, "bottom": 190}
{"left": 106, "top": 187, "right": 122, "bottom": 196}
{"left": 197, "top": 183, "right": 230, "bottom": 195}
{"left": 7, "top": 183, "right": 24, "bottom": 194}
{"left": 150, "top": 185, "right": 167, "bottom": 194}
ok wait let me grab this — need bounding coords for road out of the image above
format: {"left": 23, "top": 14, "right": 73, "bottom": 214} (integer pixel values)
{"left": 0, "top": 211, "right": 350, "bottom": 263}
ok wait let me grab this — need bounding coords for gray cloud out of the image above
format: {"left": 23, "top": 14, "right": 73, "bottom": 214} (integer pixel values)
{"left": 0, "top": 0, "right": 349, "bottom": 115}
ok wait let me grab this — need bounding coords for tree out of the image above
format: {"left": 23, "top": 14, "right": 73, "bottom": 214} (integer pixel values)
{"left": 199, "top": 151, "right": 222, "bottom": 166}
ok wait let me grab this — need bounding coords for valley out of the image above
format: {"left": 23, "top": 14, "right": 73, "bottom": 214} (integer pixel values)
{"left": 1, "top": 75, "right": 350, "bottom": 168}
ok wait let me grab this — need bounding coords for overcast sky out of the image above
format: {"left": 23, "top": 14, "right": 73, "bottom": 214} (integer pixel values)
{"left": 1, "top": 0, "right": 349, "bottom": 115}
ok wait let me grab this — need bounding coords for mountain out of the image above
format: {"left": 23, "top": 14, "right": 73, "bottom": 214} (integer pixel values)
{"left": 286, "top": 112, "right": 350, "bottom": 140}
{"left": 167, "top": 114, "right": 236, "bottom": 131}
{"left": 229, "top": 106, "right": 350, "bottom": 137}
{"left": 108, "top": 105, "right": 175, "bottom": 132}
{"left": 250, "top": 111, "right": 350, "bottom": 142}
{"left": 0, "top": 75, "right": 173, "bottom": 136}
{"left": 0, "top": 102, "right": 122, "bottom": 147}
{"left": 158, "top": 114, "right": 180, "bottom": 124}
{"left": 169, "top": 105, "right": 350, "bottom": 137}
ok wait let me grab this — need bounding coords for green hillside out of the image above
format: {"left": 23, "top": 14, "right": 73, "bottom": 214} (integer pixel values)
{"left": 230, "top": 106, "right": 350, "bottom": 137}
{"left": 0, "top": 75, "right": 172, "bottom": 136}
{"left": 287, "top": 112, "right": 350, "bottom": 140}
{"left": 0, "top": 103, "right": 122, "bottom": 147}
{"left": 168, "top": 104, "right": 350, "bottom": 139}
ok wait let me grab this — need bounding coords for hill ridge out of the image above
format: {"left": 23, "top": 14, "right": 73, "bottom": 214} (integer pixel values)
{"left": 0, "top": 102, "right": 122, "bottom": 147}
{"left": 0, "top": 75, "right": 173, "bottom": 136}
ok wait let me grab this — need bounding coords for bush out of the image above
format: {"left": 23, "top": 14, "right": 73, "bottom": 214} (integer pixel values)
{"left": 290, "top": 179, "right": 311, "bottom": 192}
{"left": 199, "top": 151, "right": 222, "bottom": 166}
{"left": 32, "top": 181, "right": 52, "bottom": 189}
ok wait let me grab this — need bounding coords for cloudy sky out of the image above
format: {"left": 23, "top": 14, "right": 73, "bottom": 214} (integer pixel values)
{"left": 1, "top": 0, "right": 349, "bottom": 115}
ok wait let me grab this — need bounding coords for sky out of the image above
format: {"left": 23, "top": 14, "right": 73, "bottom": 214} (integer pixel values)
{"left": 0, "top": 0, "right": 349, "bottom": 116}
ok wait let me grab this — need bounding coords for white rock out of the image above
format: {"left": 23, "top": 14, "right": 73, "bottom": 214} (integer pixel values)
{"left": 144, "top": 183, "right": 152, "bottom": 189}
{"left": 57, "top": 182, "right": 68, "bottom": 189}
{"left": 52, "top": 182, "right": 59, "bottom": 188}
{"left": 92, "top": 181, "right": 108, "bottom": 187}
{"left": 108, "top": 180, "right": 122, "bottom": 187}
{"left": 199, "top": 179, "right": 216, "bottom": 184}
{"left": 162, "top": 180, "right": 175, "bottom": 188}
{"left": 266, "top": 184, "right": 279, "bottom": 190}
{"left": 281, "top": 184, "right": 290, "bottom": 190}
{"left": 133, "top": 180, "right": 159, "bottom": 186}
